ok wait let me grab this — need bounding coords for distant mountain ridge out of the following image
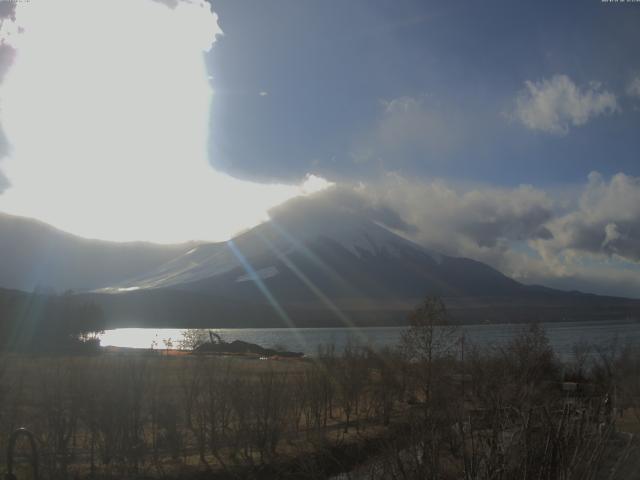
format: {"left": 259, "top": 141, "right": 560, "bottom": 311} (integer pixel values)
{"left": 91, "top": 197, "right": 640, "bottom": 327}
{"left": 3, "top": 202, "right": 640, "bottom": 328}
{"left": 104, "top": 200, "right": 523, "bottom": 300}
{"left": 0, "top": 211, "right": 195, "bottom": 292}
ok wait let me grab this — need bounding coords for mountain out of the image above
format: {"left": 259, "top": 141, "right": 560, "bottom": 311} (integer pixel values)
{"left": 3, "top": 198, "right": 640, "bottom": 328}
{"left": 104, "top": 198, "right": 523, "bottom": 299}
{"left": 0, "top": 212, "right": 195, "bottom": 292}
{"left": 91, "top": 197, "right": 640, "bottom": 328}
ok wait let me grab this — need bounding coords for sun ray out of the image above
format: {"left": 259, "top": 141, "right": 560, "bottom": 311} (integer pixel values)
{"left": 226, "top": 240, "right": 310, "bottom": 351}
{"left": 254, "top": 230, "right": 371, "bottom": 343}
{"left": 266, "top": 220, "right": 369, "bottom": 300}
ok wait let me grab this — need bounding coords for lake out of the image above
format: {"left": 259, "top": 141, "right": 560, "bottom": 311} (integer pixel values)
{"left": 99, "top": 319, "right": 640, "bottom": 359}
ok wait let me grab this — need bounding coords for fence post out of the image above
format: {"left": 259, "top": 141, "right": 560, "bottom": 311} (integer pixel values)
{"left": 5, "top": 428, "right": 39, "bottom": 480}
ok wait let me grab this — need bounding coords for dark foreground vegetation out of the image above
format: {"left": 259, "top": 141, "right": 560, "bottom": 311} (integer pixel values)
{"left": 1, "top": 298, "right": 640, "bottom": 479}
{"left": 0, "top": 289, "right": 105, "bottom": 353}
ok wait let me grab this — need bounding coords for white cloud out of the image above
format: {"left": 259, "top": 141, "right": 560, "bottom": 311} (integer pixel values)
{"left": 0, "top": 170, "right": 8, "bottom": 193}
{"left": 359, "top": 175, "right": 553, "bottom": 249}
{"left": 295, "top": 172, "right": 640, "bottom": 297}
{"left": 295, "top": 176, "right": 555, "bottom": 276}
{"left": 627, "top": 77, "right": 640, "bottom": 98}
{"left": 378, "top": 97, "right": 455, "bottom": 151}
{"left": 351, "top": 95, "right": 465, "bottom": 164}
{"left": 514, "top": 74, "right": 618, "bottom": 135}
{"left": 533, "top": 172, "right": 640, "bottom": 264}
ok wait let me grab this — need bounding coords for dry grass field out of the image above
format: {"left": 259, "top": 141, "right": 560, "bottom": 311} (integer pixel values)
{"left": 0, "top": 348, "right": 412, "bottom": 479}
{"left": 2, "top": 314, "right": 640, "bottom": 479}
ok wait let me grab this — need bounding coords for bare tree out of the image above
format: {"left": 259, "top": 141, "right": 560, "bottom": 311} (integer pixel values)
{"left": 178, "top": 329, "right": 211, "bottom": 350}
{"left": 401, "top": 296, "right": 458, "bottom": 403}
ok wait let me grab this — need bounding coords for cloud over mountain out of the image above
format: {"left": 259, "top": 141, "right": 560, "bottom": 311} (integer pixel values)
{"left": 298, "top": 171, "right": 640, "bottom": 298}
{"left": 534, "top": 172, "right": 640, "bottom": 264}
{"left": 308, "top": 177, "right": 553, "bottom": 254}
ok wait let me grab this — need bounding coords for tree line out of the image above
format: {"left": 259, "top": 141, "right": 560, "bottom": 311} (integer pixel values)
{"left": 0, "top": 289, "right": 105, "bottom": 352}
{"left": 0, "top": 298, "right": 639, "bottom": 478}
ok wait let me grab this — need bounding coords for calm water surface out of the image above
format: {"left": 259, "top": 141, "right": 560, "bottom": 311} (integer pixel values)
{"left": 100, "top": 320, "right": 640, "bottom": 358}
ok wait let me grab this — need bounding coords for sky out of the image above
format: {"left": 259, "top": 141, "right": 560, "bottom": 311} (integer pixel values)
{"left": 0, "top": 0, "right": 329, "bottom": 243}
{"left": 0, "top": 0, "right": 639, "bottom": 297}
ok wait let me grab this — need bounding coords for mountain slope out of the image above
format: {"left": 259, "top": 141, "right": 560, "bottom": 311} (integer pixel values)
{"left": 4, "top": 201, "right": 640, "bottom": 328}
{"left": 106, "top": 200, "right": 523, "bottom": 302}
{"left": 0, "top": 212, "right": 195, "bottom": 292}
{"left": 92, "top": 197, "right": 640, "bottom": 327}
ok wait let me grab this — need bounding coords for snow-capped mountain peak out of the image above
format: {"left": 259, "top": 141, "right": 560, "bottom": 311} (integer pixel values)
{"left": 101, "top": 208, "right": 436, "bottom": 292}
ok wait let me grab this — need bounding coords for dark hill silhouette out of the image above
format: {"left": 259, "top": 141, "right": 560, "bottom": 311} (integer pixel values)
{"left": 89, "top": 197, "right": 640, "bottom": 327}
{"left": 3, "top": 197, "right": 640, "bottom": 328}
{"left": 0, "top": 211, "right": 195, "bottom": 292}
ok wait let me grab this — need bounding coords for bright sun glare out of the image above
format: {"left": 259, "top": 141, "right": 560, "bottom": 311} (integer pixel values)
{"left": 0, "top": 0, "right": 329, "bottom": 243}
